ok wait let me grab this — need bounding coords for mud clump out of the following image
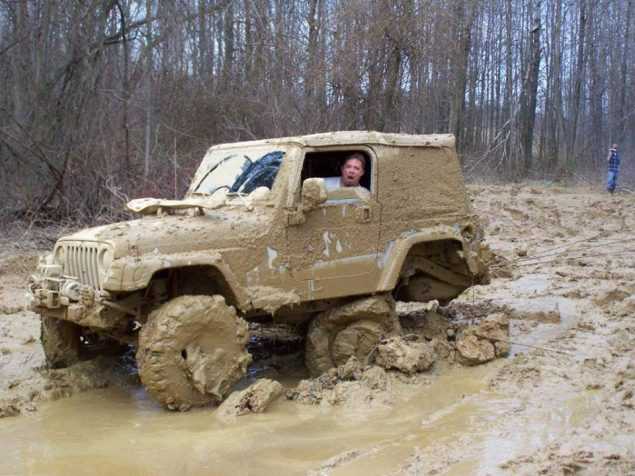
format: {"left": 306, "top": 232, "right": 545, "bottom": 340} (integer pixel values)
{"left": 374, "top": 337, "right": 436, "bottom": 374}
{"left": 456, "top": 334, "right": 496, "bottom": 365}
{"left": 398, "top": 305, "right": 450, "bottom": 342}
{"left": 456, "top": 313, "right": 510, "bottom": 366}
{"left": 361, "top": 366, "right": 388, "bottom": 390}
{"left": 287, "top": 373, "right": 337, "bottom": 405}
{"left": 337, "top": 354, "right": 364, "bottom": 380}
{"left": 289, "top": 342, "right": 437, "bottom": 407}
{"left": 217, "top": 379, "right": 283, "bottom": 419}
{"left": 246, "top": 287, "right": 301, "bottom": 315}
{"left": 288, "top": 356, "right": 391, "bottom": 405}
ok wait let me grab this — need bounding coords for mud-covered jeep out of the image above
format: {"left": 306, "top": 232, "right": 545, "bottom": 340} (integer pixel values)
{"left": 27, "top": 131, "right": 488, "bottom": 410}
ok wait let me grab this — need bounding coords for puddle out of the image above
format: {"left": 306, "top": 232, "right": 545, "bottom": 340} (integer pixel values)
{"left": 0, "top": 273, "right": 594, "bottom": 475}
{"left": 499, "top": 296, "right": 578, "bottom": 356}
{"left": 488, "top": 273, "right": 580, "bottom": 356}
{"left": 0, "top": 356, "right": 601, "bottom": 476}
{"left": 0, "top": 366, "right": 488, "bottom": 475}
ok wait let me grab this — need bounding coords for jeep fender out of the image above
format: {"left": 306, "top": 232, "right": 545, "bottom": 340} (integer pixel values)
{"left": 376, "top": 224, "right": 473, "bottom": 292}
{"left": 111, "top": 251, "right": 250, "bottom": 310}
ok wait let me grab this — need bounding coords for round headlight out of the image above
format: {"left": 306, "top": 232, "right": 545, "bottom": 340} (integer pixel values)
{"left": 54, "top": 246, "right": 65, "bottom": 264}
{"left": 61, "top": 280, "right": 81, "bottom": 301}
{"left": 98, "top": 247, "right": 113, "bottom": 270}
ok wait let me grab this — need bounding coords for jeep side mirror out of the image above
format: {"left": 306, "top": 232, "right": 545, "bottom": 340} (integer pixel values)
{"left": 301, "top": 178, "right": 327, "bottom": 212}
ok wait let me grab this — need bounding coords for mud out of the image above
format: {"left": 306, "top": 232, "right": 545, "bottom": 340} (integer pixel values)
{"left": 136, "top": 295, "right": 252, "bottom": 410}
{"left": 247, "top": 286, "right": 301, "bottom": 314}
{"left": 0, "top": 247, "right": 133, "bottom": 417}
{"left": 286, "top": 356, "right": 431, "bottom": 410}
{"left": 217, "top": 378, "right": 283, "bottom": 419}
{"left": 456, "top": 312, "right": 510, "bottom": 365}
{"left": 1, "top": 184, "right": 635, "bottom": 475}
{"left": 300, "top": 177, "right": 328, "bottom": 211}
{"left": 374, "top": 337, "right": 436, "bottom": 374}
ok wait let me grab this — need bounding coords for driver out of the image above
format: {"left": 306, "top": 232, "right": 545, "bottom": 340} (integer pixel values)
{"left": 324, "top": 153, "right": 370, "bottom": 199}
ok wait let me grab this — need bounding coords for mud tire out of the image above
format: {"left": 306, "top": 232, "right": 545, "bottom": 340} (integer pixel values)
{"left": 305, "top": 296, "right": 400, "bottom": 376}
{"left": 41, "top": 316, "right": 82, "bottom": 369}
{"left": 136, "top": 295, "right": 251, "bottom": 411}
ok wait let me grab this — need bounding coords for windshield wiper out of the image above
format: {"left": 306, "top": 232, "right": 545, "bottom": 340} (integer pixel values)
{"left": 194, "top": 154, "right": 237, "bottom": 194}
{"left": 195, "top": 154, "right": 251, "bottom": 194}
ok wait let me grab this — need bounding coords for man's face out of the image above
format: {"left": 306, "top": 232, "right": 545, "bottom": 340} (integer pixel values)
{"left": 340, "top": 158, "right": 364, "bottom": 187}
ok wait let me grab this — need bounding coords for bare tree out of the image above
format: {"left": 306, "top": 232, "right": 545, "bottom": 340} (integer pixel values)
{"left": 1, "top": 0, "right": 634, "bottom": 221}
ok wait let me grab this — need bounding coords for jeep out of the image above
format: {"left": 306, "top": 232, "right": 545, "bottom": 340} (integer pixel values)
{"left": 27, "top": 131, "right": 488, "bottom": 410}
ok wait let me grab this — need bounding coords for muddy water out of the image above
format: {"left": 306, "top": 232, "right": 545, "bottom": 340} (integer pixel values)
{"left": 0, "top": 356, "right": 598, "bottom": 476}
{"left": 0, "top": 275, "right": 597, "bottom": 475}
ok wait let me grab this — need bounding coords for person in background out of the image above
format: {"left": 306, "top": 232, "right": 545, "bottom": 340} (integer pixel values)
{"left": 606, "top": 144, "right": 621, "bottom": 194}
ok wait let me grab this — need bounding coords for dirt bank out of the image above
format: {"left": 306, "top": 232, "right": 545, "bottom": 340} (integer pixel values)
{"left": 0, "top": 184, "right": 633, "bottom": 475}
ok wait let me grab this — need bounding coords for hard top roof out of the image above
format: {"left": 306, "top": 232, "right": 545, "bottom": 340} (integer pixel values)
{"left": 209, "top": 131, "right": 455, "bottom": 150}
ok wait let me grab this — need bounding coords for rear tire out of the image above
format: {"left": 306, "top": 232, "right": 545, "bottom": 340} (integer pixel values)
{"left": 305, "top": 295, "right": 400, "bottom": 376}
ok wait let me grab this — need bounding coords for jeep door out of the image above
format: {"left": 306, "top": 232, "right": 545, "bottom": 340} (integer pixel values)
{"left": 286, "top": 148, "right": 381, "bottom": 301}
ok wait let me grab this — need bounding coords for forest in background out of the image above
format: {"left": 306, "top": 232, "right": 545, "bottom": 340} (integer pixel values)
{"left": 0, "top": 0, "right": 633, "bottom": 220}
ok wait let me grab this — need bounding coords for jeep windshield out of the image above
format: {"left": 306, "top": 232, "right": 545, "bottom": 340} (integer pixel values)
{"left": 191, "top": 145, "right": 286, "bottom": 197}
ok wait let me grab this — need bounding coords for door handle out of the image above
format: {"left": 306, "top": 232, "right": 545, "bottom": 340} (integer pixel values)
{"left": 356, "top": 206, "right": 371, "bottom": 223}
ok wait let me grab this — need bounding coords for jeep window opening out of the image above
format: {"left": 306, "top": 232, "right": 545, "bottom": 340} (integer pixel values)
{"left": 300, "top": 149, "right": 374, "bottom": 199}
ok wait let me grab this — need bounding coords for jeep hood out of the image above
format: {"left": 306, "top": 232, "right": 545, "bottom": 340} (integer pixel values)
{"left": 58, "top": 210, "right": 271, "bottom": 259}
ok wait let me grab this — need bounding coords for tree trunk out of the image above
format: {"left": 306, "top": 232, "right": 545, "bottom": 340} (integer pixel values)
{"left": 519, "top": 3, "right": 541, "bottom": 176}
{"left": 567, "top": 0, "right": 587, "bottom": 169}
{"left": 449, "top": 0, "right": 476, "bottom": 150}
{"left": 143, "top": 0, "right": 154, "bottom": 178}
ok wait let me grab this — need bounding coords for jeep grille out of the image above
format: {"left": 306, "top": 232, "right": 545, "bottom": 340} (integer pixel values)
{"left": 63, "top": 244, "right": 102, "bottom": 289}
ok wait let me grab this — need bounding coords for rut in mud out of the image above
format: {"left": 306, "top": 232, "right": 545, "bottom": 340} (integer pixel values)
{"left": 1, "top": 184, "right": 634, "bottom": 475}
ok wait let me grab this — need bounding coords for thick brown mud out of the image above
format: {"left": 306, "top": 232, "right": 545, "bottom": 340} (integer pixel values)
{"left": 1, "top": 184, "right": 634, "bottom": 474}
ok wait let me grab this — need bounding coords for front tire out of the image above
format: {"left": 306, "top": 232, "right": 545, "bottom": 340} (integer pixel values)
{"left": 136, "top": 295, "right": 251, "bottom": 411}
{"left": 41, "top": 316, "right": 81, "bottom": 368}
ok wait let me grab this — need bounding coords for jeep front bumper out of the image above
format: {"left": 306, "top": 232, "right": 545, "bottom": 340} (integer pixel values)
{"left": 27, "top": 256, "right": 121, "bottom": 329}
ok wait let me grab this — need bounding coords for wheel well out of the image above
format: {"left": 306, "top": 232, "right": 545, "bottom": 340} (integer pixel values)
{"left": 403, "top": 239, "right": 466, "bottom": 268}
{"left": 394, "top": 239, "right": 472, "bottom": 302}
{"left": 149, "top": 265, "right": 239, "bottom": 309}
